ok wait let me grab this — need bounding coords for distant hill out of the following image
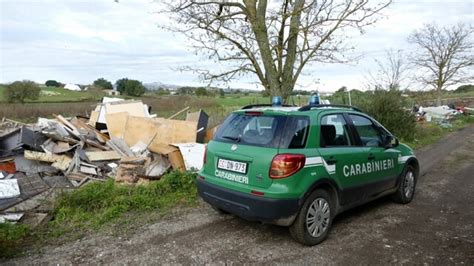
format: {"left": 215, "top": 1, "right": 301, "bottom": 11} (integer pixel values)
{"left": 143, "top": 82, "right": 180, "bottom": 91}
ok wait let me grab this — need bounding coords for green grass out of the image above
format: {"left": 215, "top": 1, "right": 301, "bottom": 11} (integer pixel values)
{"left": 0, "top": 171, "right": 198, "bottom": 259}
{"left": 403, "top": 115, "right": 474, "bottom": 149}
{"left": 46, "top": 171, "right": 197, "bottom": 237}
{"left": 0, "top": 223, "right": 30, "bottom": 258}
{"left": 0, "top": 85, "right": 104, "bottom": 103}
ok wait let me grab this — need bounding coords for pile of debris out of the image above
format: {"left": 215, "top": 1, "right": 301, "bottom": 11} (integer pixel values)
{"left": 414, "top": 103, "right": 473, "bottom": 127}
{"left": 0, "top": 97, "right": 212, "bottom": 225}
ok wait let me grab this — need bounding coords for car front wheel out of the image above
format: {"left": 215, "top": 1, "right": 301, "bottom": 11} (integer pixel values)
{"left": 289, "top": 189, "right": 334, "bottom": 246}
{"left": 392, "top": 164, "right": 417, "bottom": 204}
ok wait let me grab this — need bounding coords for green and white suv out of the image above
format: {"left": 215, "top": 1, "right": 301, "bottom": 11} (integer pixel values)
{"left": 197, "top": 103, "right": 419, "bottom": 246}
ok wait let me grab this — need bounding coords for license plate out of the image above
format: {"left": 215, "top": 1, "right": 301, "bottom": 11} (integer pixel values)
{"left": 217, "top": 158, "right": 247, "bottom": 174}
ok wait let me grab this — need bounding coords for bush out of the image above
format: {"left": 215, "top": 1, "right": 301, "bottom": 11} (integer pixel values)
{"left": 360, "top": 90, "right": 416, "bottom": 141}
{"left": 93, "top": 78, "right": 113, "bottom": 90}
{"left": 116, "top": 78, "right": 145, "bottom": 96}
{"left": 45, "top": 80, "right": 61, "bottom": 87}
{"left": 4, "top": 80, "right": 41, "bottom": 103}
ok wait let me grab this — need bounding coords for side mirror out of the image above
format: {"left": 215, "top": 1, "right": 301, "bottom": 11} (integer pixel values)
{"left": 384, "top": 135, "right": 399, "bottom": 148}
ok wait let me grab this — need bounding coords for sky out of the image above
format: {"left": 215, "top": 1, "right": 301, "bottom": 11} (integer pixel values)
{"left": 0, "top": 0, "right": 472, "bottom": 92}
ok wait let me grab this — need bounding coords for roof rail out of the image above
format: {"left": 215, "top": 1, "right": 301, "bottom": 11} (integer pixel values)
{"left": 241, "top": 104, "right": 296, "bottom": 109}
{"left": 298, "top": 104, "right": 362, "bottom": 112}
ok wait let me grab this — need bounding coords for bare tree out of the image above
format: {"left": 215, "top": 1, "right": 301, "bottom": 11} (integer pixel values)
{"left": 162, "top": 0, "right": 391, "bottom": 102}
{"left": 408, "top": 23, "right": 473, "bottom": 105}
{"left": 366, "top": 49, "right": 410, "bottom": 90}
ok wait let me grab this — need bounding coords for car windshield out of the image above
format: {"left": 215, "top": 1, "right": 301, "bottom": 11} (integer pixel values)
{"left": 214, "top": 113, "right": 310, "bottom": 149}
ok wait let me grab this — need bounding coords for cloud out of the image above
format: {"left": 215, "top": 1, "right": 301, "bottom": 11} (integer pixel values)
{"left": 0, "top": 0, "right": 472, "bottom": 90}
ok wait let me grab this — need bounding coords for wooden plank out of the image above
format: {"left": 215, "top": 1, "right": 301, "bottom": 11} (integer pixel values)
{"left": 148, "top": 143, "right": 178, "bottom": 155}
{"left": 168, "top": 106, "right": 189, "bottom": 119}
{"left": 105, "top": 112, "right": 129, "bottom": 139}
{"left": 85, "top": 151, "right": 121, "bottom": 161}
{"left": 88, "top": 110, "right": 100, "bottom": 126}
{"left": 24, "top": 150, "right": 72, "bottom": 171}
{"left": 54, "top": 115, "right": 81, "bottom": 137}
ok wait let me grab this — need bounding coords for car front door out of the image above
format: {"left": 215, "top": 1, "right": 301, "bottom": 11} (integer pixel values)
{"left": 315, "top": 113, "right": 370, "bottom": 205}
{"left": 346, "top": 113, "right": 400, "bottom": 194}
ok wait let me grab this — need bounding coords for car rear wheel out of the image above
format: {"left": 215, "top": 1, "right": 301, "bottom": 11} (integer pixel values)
{"left": 392, "top": 164, "right": 417, "bottom": 204}
{"left": 289, "top": 189, "right": 334, "bottom": 246}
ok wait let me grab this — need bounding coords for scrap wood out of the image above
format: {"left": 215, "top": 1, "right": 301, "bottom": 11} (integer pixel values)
{"left": 24, "top": 150, "right": 72, "bottom": 171}
{"left": 146, "top": 143, "right": 185, "bottom": 172}
{"left": 54, "top": 114, "right": 81, "bottom": 138}
{"left": 79, "top": 165, "right": 97, "bottom": 176}
{"left": 71, "top": 117, "right": 110, "bottom": 143}
{"left": 107, "top": 138, "right": 133, "bottom": 157}
{"left": 85, "top": 150, "right": 121, "bottom": 161}
{"left": 84, "top": 139, "right": 110, "bottom": 151}
{"left": 123, "top": 116, "right": 162, "bottom": 148}
{"left": 168, "top": 106, "right": 190, "bottom": 120}
{"left": 105, "top": 112, "right": 129, "bottom": 139}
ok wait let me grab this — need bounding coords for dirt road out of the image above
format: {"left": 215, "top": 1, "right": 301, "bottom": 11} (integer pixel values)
{"left": 7, "top": 126, "right": 474, "bottom": 265}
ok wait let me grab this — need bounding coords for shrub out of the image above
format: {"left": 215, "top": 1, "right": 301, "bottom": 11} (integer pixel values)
{"left": 93, "top": 78, "right": 113, "bottom": 90}
{"left": 4, "top": 80, "right": 41, "bottom": 103}
{"left": 45, "top": 80, "right": 61, "bottom": 87}
{"left": 360, "top": 90, "right": 416, "bottom": 141}
{"left": 116, "top": 78, "right": 145, "bottom": 96}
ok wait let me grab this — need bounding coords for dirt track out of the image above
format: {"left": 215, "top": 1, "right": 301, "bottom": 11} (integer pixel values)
{"left": 6, "top": 126, "right": 474, "bottom": 265}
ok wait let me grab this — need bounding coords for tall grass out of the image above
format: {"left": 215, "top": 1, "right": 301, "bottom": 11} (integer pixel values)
{"left": 48, "top": 171, "right": 198, "bottom": 236}
{"left": 0, "top": 102, "right": 95, "bottom": 122}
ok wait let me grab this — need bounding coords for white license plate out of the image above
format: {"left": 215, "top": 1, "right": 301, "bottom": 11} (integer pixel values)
{"left": 217, "top": 159, "right": 247, "bottom": 174}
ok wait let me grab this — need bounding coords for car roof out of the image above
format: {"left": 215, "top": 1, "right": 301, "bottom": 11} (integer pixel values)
{"left": 235, "top": 104, "right": 363, "bottom": 115}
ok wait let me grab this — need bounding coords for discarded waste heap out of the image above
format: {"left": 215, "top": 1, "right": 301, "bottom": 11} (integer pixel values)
{"left": 0, "top": 97, "right": 211, "bottom": 225}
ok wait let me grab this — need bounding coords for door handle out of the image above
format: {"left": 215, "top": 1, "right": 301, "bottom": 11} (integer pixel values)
{"left": 368, "top": 154, "right": 375, "bottom": 160}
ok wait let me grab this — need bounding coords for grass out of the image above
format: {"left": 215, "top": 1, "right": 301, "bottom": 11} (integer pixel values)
{"left": 46, "top": 171, "right": 198, "bottom": 237}
{"left": 0, "top": 171, "right": 198, "bottom": 259}
{"left": 403, "top": 115, "right": 474, "bottom": 149}
{"left": 0, "top": 223, "right": 30, "bottom": 258}
{"left": 0, "top": 85, "right": 104, "bottom": 103}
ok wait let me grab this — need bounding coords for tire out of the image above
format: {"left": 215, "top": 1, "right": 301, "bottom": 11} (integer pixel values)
{"left": 289, "top": 189, "right": 334, "bottom": 246}
{"left": 392, "top": 164, "right": 417, "bottom": 204}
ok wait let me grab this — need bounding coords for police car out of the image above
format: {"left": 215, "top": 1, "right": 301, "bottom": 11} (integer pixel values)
{"left": 197, "top": 97, "right": 419, "bottom": 246}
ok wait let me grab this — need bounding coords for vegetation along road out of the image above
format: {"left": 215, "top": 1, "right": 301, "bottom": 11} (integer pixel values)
{"left": 5, "top": 125, "right": 473, "bottom": 264}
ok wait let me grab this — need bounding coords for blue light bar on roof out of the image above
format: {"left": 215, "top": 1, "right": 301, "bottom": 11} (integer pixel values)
{"left": 272, "top": 96, "right": 283, "bottom": 106}
{"left": 309, "top": 94, "right": 320, "bottom": 105}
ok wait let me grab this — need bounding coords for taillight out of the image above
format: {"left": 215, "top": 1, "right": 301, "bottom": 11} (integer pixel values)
{"left": 203, "top": 145, "right": 207, "bottom": 164}
{"left": 269, "top": 154, "right": 306, "bottom": 179}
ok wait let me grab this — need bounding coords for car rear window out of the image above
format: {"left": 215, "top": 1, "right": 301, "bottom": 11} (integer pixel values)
{"left": 214, "top": 113, "right": 310, "bottom": 149}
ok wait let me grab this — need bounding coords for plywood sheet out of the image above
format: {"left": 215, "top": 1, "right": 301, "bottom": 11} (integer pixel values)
{"left": 123, "top": 116, "right": 161, "bottom": 147}
{"left": 106, "top": 112, "right": 129, "bottom": 139}
{"left": 153, "top": 118, "right": 198, "bottom": 144}
{"left": 105, "top": 102, "right": 147, "bottom": 117}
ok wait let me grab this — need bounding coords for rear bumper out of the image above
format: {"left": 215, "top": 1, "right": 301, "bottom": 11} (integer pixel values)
{"left": 197, "top": 178, "right": 299, "bottom": 226}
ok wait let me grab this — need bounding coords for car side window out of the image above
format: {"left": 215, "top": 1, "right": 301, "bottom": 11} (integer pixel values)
{"left": 349, "top": 114, "right": 383, "bottom": 147}
{"left": 320, "top": 114, "right": 352, "bottom": 147}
